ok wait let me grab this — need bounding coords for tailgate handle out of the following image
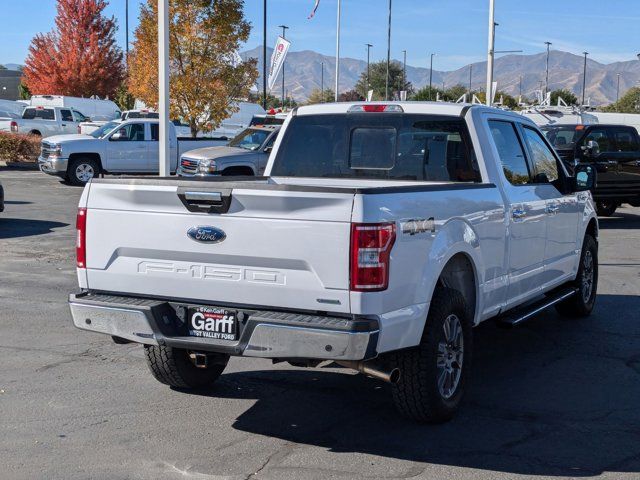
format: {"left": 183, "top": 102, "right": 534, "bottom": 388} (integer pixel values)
{"left": 178, "top": 189, "right": 232, "bottom": 214}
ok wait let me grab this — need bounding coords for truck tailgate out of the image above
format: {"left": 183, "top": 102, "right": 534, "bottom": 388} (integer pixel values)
{"left": 84, "top": 179, "right": 355, "bottom": 314}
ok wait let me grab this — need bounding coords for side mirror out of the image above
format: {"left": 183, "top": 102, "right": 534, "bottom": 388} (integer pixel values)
{"left": 263, "top": 146, "right": 273, "bottom": 154}
{"left": 581, "top": 140, "right": 600, "bottom": 157}
{"left": 110, "top": 132, "right": 123, "bottom": 141}
{"left": 574, "top": 164, "right": 597, "bottom": 192}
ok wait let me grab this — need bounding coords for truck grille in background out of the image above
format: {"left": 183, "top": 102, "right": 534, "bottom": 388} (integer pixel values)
{"left": 180, "top": 158, "right": 199, "bottom": 174}
{"left": 40, "top": 142, "right": 55, "bottom": 159}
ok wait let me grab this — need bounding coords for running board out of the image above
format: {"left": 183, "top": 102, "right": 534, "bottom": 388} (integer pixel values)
{"left": 496, "top": 287, "right": 578, "bottom": 328}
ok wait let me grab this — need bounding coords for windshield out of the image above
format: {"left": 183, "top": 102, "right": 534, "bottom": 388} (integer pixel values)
{"left": 228, "top": 128, "right": 270, "bottom": 150}
{"left": 270, "top": 113, "right": 480, "bottom": 182}
{"left": 542, "top": 126, "right": 580, "bottom": 149}
{"left": 89, "top": 121, "right": 120, "bottom": 139}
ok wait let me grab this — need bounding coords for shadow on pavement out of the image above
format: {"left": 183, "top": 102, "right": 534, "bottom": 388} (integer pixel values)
{"left": 598, "top": 211, "right": 640, "bottom": 229}
{"left": 183, "top": 294, "right": 640, "bottom": 477}
{"left": 0, "top": 218, "right": 69, "bottom": 239}
{"left": 3, "top": 201, "right": 33, "bottom": 205}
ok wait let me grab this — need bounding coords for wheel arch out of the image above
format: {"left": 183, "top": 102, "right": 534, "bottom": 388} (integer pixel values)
{"left": 68, "top": 152, "right": 103, "bottom": 172}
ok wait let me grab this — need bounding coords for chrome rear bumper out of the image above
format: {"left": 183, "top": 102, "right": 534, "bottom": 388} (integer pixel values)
{"left": 69, "top": 292, "right": 378, "bottom": 361}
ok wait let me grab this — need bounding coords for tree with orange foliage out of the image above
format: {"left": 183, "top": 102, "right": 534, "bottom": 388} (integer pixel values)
{"left": 128, "top": 0, "right": 258, "bottom": 137}
{"left": 23, "top": 0, "right": 124, "bottom": 98}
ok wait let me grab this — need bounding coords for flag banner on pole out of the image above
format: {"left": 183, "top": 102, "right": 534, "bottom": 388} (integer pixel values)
{"left": 308, "top": 0, "right": 320, "bottom": 19}
{"left": 268, "top": 36, "right": 291, "bottom": 92}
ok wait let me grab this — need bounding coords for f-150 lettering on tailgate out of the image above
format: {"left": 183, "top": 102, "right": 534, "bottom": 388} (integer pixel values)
{"left": 137, "top": 261, "right": 286, "bottom": 285}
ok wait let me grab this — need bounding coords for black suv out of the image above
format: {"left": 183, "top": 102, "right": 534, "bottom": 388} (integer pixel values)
{"left": 543, "top": 124, "right": 640, "bottom": 216}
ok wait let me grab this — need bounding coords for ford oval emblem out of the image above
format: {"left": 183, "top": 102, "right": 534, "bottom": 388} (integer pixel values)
{"left": 187, "top": 226, "right": 226, "bottom": 244}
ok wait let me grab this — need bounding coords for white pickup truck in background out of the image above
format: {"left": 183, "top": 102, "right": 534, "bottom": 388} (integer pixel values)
{"left": 69, "top": 102, "right": 598, "bottom": 423}
{"left": 0, "top": 106, "right": 90, "bottom": 138}
{"left": 38, "top": 119, "right": 226, "bottom": 185}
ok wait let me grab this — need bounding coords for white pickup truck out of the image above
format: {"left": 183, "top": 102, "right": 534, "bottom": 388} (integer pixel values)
{"left": 38, "top": 119, "right": 226, "bottom": 186}
{"left": 0, "top": 105, "right": 89, "bottom": 138}
{"left": 69, "top": 102, "right": 599, "bottom": 422}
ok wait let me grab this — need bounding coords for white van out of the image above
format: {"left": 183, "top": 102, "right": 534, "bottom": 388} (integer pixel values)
{"left": 30, "top": 95, "right": 121, "bottom": 122}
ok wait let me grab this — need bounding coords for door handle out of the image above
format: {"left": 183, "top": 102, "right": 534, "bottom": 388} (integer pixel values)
{"left": 61, "top": 124, "right": 67, "bottom": 127}
{"left": 546, "top": 203, "right": 560, "bottom": 215}
{"left": 512, "top": 208, "right": 526, "bottom": 219}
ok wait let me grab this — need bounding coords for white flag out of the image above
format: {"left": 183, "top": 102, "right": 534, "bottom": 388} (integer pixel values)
{"left": 268, "top": 36, "right": 291, "bottom": 92}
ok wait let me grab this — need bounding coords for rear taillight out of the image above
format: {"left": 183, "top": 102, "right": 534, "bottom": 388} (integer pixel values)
{"left": 350, "top": 223, "right": 396, "bottom": 291}
{"left": 10, "top": 121, "right": 18, "bottom": 133}
{"left": 76, "top": 208, "right": 87, "bottom": 268}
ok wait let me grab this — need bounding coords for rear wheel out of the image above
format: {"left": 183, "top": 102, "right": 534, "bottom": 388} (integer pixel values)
{"left": 596, "top": 200, "right": 618, "bottom": 217}
{"left": 144, "top": 345, "right": 228, "bottom": 389}
{"left": 390, "top": 287, "right": 473, "bottom": 423}
{"left": 68, "top": 157, "right": 99, "bottom": 186}
{"left": 555, "top": 235, "right": 598, "bottom": 318}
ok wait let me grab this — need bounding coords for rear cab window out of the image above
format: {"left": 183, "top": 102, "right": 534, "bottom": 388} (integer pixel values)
{"left": 23, "top": 108, "right": 55, "bottom": 120}
{"left": 271, "top": 113, "right": 481, "bottom": 182}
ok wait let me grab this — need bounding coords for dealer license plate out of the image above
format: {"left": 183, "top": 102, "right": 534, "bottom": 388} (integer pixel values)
{"left": 187, "top": 306, "right": 238, "bottom": 341}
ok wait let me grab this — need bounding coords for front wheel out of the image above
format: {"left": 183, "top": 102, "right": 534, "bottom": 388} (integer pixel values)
{"left": 68, "top": 157, "right": 99, "bottom": 186}
{"left": 596, "top": 200, "right": 618, "bottom": 217}
{"left": 390, "top": 287, "right": 473, "bottom": 423}
{"left": 144, "top": 345, "right": 228, "bottom": 389}
{"left": 555, "top": 235, "right": 598, "bottom": 318}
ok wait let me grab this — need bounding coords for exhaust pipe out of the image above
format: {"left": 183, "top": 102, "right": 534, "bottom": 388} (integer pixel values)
{"left": 336, "top": 361, "right": 401, "bottom": 384}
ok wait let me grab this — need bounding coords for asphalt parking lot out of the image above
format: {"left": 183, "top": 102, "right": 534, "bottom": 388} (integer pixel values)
{"left": 1, "top": 169, "right": 639, "bottom": 480}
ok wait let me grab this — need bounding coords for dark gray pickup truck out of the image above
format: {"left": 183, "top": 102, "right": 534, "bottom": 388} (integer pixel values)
{"left": 543, "top": 124, "right": 640, "bottom": 216}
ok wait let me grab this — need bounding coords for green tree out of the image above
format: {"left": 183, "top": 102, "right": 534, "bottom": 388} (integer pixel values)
{"left": 114, "top": 82, "right": 135, "bottom": 111}
{"left": 18, "top": 82, "right": 31, "bottom": 101}
{"left": 338, "top": 90, "right": 364, "bottom": 102}
{"left": 248, "top": 92, "right": 282, "bottom": 110}
{"left": 413, "top": 86, "right": 444, "bottom": 101}
{"left": 550, "top": 89, "right": 578, "bottom": 106}
{"left": 0, "top": 64, "right": 6, "bottom": 70}
{"left": 495, "top": 91, "right": 518, "bottom": 109}
{"left": 444, "top": 84, "right": 468, "bottom": 101}
{"left": 603, "top": 87, "right": 640, "bottom": 113}
{"left": 354, "top": 61, "right": 412, "bottom": 101}
{"left": 306, "top": 88, "right": 335, "bottom": 104}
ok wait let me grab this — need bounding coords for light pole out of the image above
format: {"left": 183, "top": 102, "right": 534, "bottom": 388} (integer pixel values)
{"left": 486, "top": 0, "right": 496, "bottom": 106}
{"left": 402, "top": 50, "right": 407, "bottom": 95}
{"left": 262, "top": 0, "right": 267, "bottom": 109}
{"left": 616, "top": 73, "right": 621, "bottom": 104}
{"left": 158, "top": 0, "right": 170, "bottom": 176}
{"left": 385, "top": 0, "right": 392, "bottom": 101}
{"left": 468, "top": 64, "right": 473, "bottom": 97}
{"left": 278, "top": 25, "right": 289, "bottom": 108}
{"left": 582, "top": 51, "right": 589, "bottom": 106}
{"left": 335, "top": 0, "right": 341, "bottom": 102}
{"left": 321, "top": 61, "right": 324, "bottom": 103}
{"left": 544, "top": 41, "right": 552, "bottom": 96}
{"left": 519, "top": 75, "right": 523, "bottom": 101}
{"left": 366, "top": 43, "right": 372, "bottom": 99}
{"left": 428, "top": 53, "right": 436, "bottom": 100}
{"left": 125, "top": 0, "right": 129, "bottom": 66}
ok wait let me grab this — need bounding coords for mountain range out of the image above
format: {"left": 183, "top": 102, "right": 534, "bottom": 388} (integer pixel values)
{"left": 242, "top": 47, "right": 640, "bottom": 105}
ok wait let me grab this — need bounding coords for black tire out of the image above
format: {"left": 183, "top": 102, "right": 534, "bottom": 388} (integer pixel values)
{"left": 144, "top": 345, "right": 228, "bottom": 389}
{"left": 390, "top": 287, "right": 473, "bottom": 423}
{"left": 596, "top": 200, "right": 617, "bottom": 217}
{"left": 68, "top": 157, "right": 100, "bottom": 186}
{"left": 555, "top": 234, "right": 598, "bottom": 318}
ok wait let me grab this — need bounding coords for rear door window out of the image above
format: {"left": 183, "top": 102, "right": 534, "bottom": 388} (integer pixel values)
{"left": 271, "top": 114, "right": 480, "bottom": 182}
{"left": 613, "top": 129, "right": 640, "bottom": 152}
{"left": 488, "top": 120, "right": 531, "bottom": 185}
{"left": 582, "top": 128, "right": 611, "bottom": 152}
{"left": 60, "top": 109, "right": 73, "bottom": 122}
{"left": 521, "top": 126, "right": 559, "bottom": 183}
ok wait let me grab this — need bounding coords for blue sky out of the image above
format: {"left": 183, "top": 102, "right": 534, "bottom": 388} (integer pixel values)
{"left": 1, "top": 0, "right": 639, "bottom": 70}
